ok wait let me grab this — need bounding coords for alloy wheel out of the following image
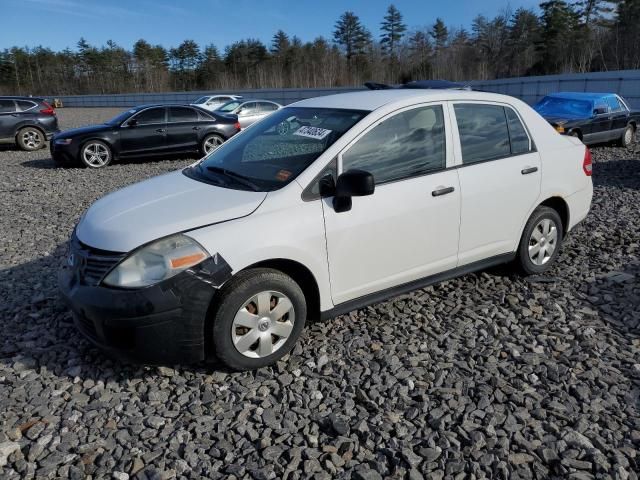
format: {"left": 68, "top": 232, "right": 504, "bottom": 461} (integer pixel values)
{"left": 22, "top": 130, "right": 42, "bottom": 149}
{"left": 231, "top": 290, "right": 295, "bottom": 358}
{"left": 82, "top": 143, "right": 110, "bottom": 167}
{"left": 528, "top": 218, "right": 558, "bottom": 266}
{"left": 204, "top": 136, "right": 223, "bottom": 154}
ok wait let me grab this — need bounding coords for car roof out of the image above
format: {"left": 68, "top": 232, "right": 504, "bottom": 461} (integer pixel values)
{"left": 541, "top": 92, "right": 618, "bottom": 102}
{"left": 292, "top": 89, "right": 519, "bottom": 111}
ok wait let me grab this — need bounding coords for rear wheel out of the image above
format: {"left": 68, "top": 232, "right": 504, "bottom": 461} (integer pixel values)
{"left": 17, "top": 127, "right": 44, "bottom": 151}
{"left": 620, "top": 124, "right": 635, "bottom": 148}
{"left": 80, "top": 140, "right": 112, "bottom": 168}
{"left": 516, "top": 206, "right": 564, "bottom": 275}
{"left": 211, "top": 268, "right": 306, "bottom": 370}
{"left": 202, "top": 134, "right": 224, "bottom": 156}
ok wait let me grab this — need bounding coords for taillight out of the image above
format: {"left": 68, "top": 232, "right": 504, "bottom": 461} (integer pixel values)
{"left": 583, "top": 147, "right": 592, "bottom": 176}
{"left": 234, "top": 121, "right": 241, "bottom": 131}
{"left": 40, "top": 101, "right": 55, "bottom": 115}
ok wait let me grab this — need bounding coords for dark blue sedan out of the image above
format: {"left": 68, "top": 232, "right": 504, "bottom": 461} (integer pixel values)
{"left": 534, "top": 92, "right": 638, "bottom": 147}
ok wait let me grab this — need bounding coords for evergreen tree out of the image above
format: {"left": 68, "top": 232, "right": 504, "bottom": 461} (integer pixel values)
{"left": 380, "top": 5, "right": 406, "bottom": 56}
{"left": 271, "top": 30, "right": 290, "bottom": 55}
{"left": 333, "top": 11, "right": 371, "bottom": 62}
{"left": 430, "top": 18, "right": 449, "bottom": 50}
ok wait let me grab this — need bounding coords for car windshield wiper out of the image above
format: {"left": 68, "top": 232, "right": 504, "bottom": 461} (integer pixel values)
{"left": 205, "top": 166, "right": 261, "bottom": 191}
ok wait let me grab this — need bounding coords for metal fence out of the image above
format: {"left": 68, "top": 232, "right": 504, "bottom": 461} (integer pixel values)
{"left": 470, "top": 69, "right": 640, "bottom": 108}
{"left": 50, "top": 69, "right": 640, "bottom": 108}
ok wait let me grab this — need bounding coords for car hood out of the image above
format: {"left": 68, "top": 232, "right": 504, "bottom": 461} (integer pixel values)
{"left": 76, "top": 169, "right": 267, "bottom": 252}
{"left": 56, "top": 124, "right": 110, "bottom": 138}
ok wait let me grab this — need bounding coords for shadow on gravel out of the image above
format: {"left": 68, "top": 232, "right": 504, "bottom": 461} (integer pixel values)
{"left": 20, "top": 158, "right": 58, "bottom": 169}
{"left": 592, "top": 158, "right": 640, "bottom": 190}
{"left": 0, "top": 243, "right": 231, "bottom": 383}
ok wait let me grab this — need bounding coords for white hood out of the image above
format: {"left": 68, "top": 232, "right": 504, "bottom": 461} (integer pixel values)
{"left": 76, "top": 170, "right": 266, "bottom": 252}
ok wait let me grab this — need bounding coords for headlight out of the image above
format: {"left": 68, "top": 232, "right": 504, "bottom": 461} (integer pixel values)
{"left": 103, "top": 234, "right": 209, "bottom": 288}
{"left": 55, "top": 138, "right": 73, "bottom": 145}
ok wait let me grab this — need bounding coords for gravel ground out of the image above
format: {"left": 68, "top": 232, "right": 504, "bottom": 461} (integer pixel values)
{"left": 0, "top": 108, "right": 639, "bottom": 479}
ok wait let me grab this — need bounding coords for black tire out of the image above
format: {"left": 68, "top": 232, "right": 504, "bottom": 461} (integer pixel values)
{"left": 620, "top": 124, "right": 635, "bottom": 148}
{"left": 516, "top": 206, "right": 564, "bottom": 275}
{"left": 201, "top": 134, "right": 224, "bottom": 156}
{"left": 16, "top": 127, "right": 45, "bottom": 151}
{"left": 211, "top": 268, "right": 306, "bottom": 370}
{"left": 79, "top": 140, "right": 112, "bottom": 168}
{"left": 569, "top": 130, "right": 581, "bottom": 139}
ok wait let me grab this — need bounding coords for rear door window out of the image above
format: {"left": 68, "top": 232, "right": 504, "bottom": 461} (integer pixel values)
{"left": 0, "top": 100, "right": 16, "bottom": 113}
{"left": 258, "top": 102, "right": 278, "bottom": 113}
{"left": 454, "top": 104, "right": 511, "bottom": 164}
{"left": 168, "top": 107, "right": 198, "bottom": 123}
{"left": 505, "top": 108, "right": 532, "bottom": 155}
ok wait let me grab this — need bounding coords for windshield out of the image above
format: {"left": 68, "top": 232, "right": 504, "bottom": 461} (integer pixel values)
{"left": 534, "top": 97, "right": 593, "bottom": 118}
{"left": 184, "top": 107, "right": 369, "bottom": 191}
{"left": 193, "top": 96, "right": 209, "bottom": 104}
{"left": 105, "top": 108, "right": 137, "bottom": 125}
{"left": 217, "top": 100, "right": 242, "bottom": 112}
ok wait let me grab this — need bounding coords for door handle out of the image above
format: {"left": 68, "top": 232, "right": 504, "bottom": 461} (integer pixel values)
{"left": 521, "top": 166, "right": 538, "bottom": 175}
{"left": 155, "top": 128, "right": 166, "bottom": 133}
{"left": 432, "top": 186, "right": 455, "bottom": 197}
{"left": 192, "top": 126, "right": 201, "bottom": 131}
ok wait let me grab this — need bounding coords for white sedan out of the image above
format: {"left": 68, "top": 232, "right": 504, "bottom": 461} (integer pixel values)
{"left": 60, "top": 89, "right": 592, "bottom": 370}
{"left": 190, "top": 94, "right": 242, "bottom": 111}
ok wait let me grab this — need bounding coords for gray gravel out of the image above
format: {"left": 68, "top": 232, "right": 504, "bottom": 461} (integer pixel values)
{"left": 1, "top": 108, "right": 639, "bottom": 479}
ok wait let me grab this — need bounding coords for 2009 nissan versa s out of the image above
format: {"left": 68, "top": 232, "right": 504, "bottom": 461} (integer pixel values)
{"left": 59, "top": 90, "right": 593, "bottom": 370}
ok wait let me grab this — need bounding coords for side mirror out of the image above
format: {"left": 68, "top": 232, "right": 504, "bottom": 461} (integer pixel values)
{"left": 126, "top": 118, "right": 138, "bottom": 127}
{"left": 333, "top": 169, "right": 375, "bottom": 213}
{"left": 593, "top": 107, "right": 607, "bottom": 116}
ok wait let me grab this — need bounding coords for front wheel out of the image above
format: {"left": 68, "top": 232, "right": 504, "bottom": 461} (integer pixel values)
{"left": 202, "top": 134, "right": 224, "bottom": 156}
{"left": 211, "top": 268, "right": 306, "bottom": 370}
{"left": 516, "top": 206, "right": 564, "bottom": 275}
{"left": 620, "top": 124, "right": 635, "bottom": 148}
{"left": 80, "top": 140, "right": 112, "bottom": 168}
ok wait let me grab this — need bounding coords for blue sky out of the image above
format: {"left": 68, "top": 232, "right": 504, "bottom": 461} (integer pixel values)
{"left": 1, "top": 0, "right": 541, "bottom": 51}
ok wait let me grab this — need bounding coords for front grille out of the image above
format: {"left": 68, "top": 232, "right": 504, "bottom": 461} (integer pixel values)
{"left": 69, "top": 233, "right": 126, "bottom": 286}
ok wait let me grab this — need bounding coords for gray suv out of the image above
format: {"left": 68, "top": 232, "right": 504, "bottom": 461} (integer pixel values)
{"left": 0, "top": 96, "right": 60, "bottom": 151}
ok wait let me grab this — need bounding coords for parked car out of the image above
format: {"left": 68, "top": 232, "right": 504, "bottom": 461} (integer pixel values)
{"left": 534, "top": 92, "right": 639, "bottom": 147}
{"left": 51, "top": 104, "right": 241, "bottom": 168}
{"left": 215, "top": 99, "right": 282, "bottom": 128}
{"left": 191, "top": 94, "right": 242, "bottom": 112}
{"left": 59, "top": 90, "right": 593, "bottom": 370}
{"left": 0, "top": 96, "right": 59, "bottom": 151}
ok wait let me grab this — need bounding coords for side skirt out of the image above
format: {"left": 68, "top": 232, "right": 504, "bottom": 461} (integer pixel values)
{"left": 320, "top": 253, "right": 516, "bottom": 320}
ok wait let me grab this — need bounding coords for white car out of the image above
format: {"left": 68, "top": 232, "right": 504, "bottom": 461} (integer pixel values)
{"left": 216, "top": 99, "right": 282, "bottom": 129}
{"left": 59, "top": 90, "right": 593, "bottom": 370}
{"left": 191, "top": 94, "right": 242, "bottom": 111}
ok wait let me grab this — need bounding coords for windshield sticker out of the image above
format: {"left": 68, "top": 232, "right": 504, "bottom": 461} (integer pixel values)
{"left": 293, "top": 126, "right": 332, "bottom": 140}
{"left": 276, "top": 170, "right": 292, "bottom": 181}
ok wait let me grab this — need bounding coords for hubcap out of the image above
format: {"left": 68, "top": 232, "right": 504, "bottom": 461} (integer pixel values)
{"left": 528, "top": 218, "right": 558, "bottom": 266}
{"left": 204, "top": 136, "right": 223, "bottom": 154}
{"left": 231, "top": 290, "right": 295, "bottom": 359}
{"left": 625, "top": 127, "right": 633, "bottom": 145}
{"left": 22, "top": 130, "right": 42, "bottom": 149}
{"left": 83, "top": 143, "right": 109, "bottom": 167}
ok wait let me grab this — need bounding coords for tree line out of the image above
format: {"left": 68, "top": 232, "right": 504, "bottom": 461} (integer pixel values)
{"left": 1, "top": 0, "right": 639, "bottom": 96}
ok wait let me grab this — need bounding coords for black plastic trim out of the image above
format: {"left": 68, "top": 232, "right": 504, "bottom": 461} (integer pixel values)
{"left": 320, "top": 253, "right": 516, "bottom": 320}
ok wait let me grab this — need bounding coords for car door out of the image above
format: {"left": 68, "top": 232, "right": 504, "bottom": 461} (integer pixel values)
{"left": 588, "top": 101, "right": 613, "bottom": 143}
{"left": 607, "top": 95, "right": 629, "bottom": 139}
{"left": 451, "top": 102, "right": 541, "bottom": 265}
{"left": 165, "top": 106, "right": 200, "bottom": 153}
{"left": 321, "top": 104, "right": 461, "bottom": 305}
{"left": 119, "top": 107, "right": 167, "bottom": 157}
{"left": 0, "top": 99, "right": 17, "bottom": 139}
{"left": 237, "top": 102, "right": 260, "bottom": 128}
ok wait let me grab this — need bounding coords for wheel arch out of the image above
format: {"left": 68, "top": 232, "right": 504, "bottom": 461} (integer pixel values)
{"left": 539, "top": 196, "right": 570, "bottom": 238}
{"left": 237, "top": 258, "right": 321, "bottom": 322}
{"left": 567, "top": 128, "right": 582, "bottom": 140}
{"left": 14, "top": 123, "right": 46, "bottom": 140}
